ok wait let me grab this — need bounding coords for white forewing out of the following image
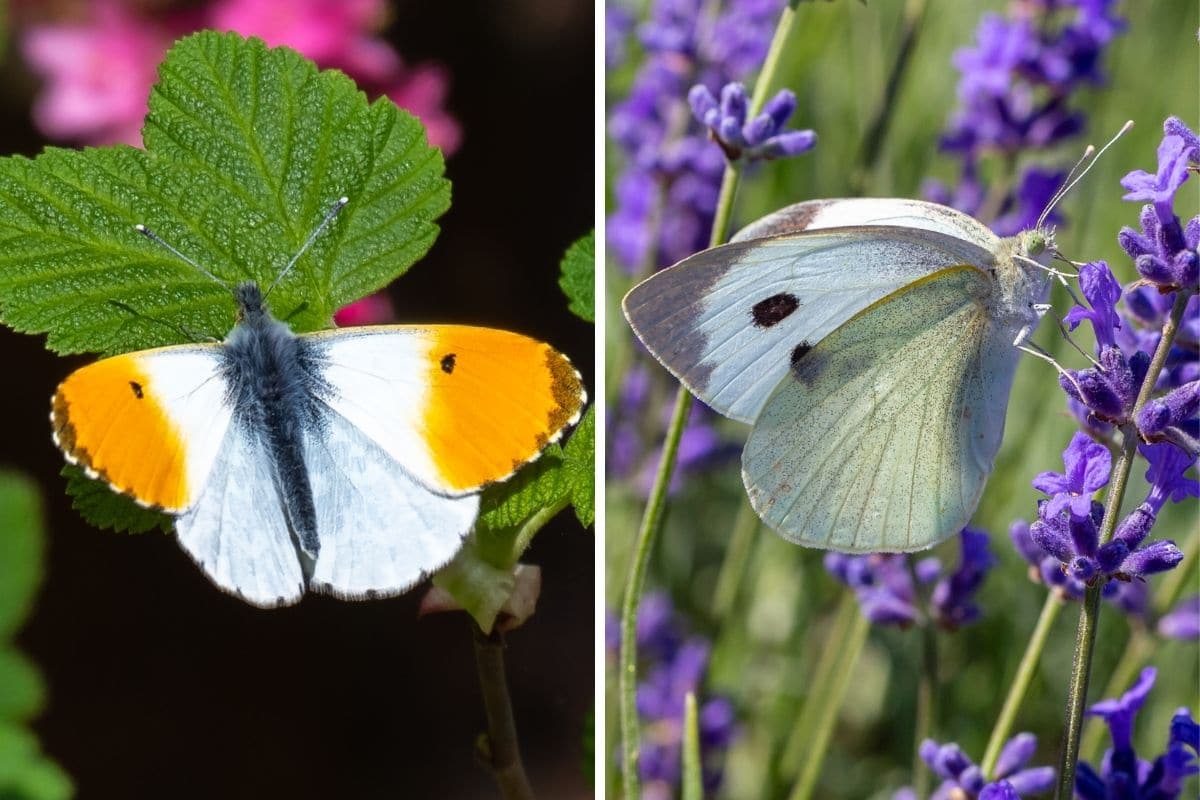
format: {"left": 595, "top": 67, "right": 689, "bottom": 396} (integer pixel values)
{"left": 303, "top": 327, "right": 450, "bottom": 494}
{"left": 732, "top": 198, "right": 1001, "bottom": 250}
{"left": 741, "top": 266, "right": 1014, "bottom": 552}
{"left": 303, "top": 412, "right": 478, "bottom": 599}
{"left": 624, "top": 226, "right": 997, "bottom": 422}
{"left": 135, "top": 348, "right": 234, "bottom": 502}
{"left": 175, "top": 423, "right": 306, "bottom": 607}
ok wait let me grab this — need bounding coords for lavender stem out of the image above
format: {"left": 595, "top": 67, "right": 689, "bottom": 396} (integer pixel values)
{"left": 1053, "top": 288, "right": 1195, "bottom": 798}
{"left": 981, "top": 591, "right": 1066, "bottom": 776}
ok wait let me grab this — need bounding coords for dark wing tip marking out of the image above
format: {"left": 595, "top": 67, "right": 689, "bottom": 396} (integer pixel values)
{"left": 751, "top": 293, "right": 801, "bottom": 328}
{"left": 544, "top": 347, "right": 586, "bottom": 436}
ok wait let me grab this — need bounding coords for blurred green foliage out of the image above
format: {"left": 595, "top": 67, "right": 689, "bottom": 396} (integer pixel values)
{"left": 606, "top": 1, "right": 1198, "bottom": 797}
{"left": 0, "top": 472, "right": 71, "bottom": 799}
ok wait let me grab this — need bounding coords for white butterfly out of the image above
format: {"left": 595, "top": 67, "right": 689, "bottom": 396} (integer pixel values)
{"left": 52, "top": 204, "right": 586, "bottom": 607}
{"left": 623, "top": 197, "right": 1056, "bottom": 553}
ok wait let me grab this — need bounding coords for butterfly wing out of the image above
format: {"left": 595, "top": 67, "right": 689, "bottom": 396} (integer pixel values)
{"left": 302, "top": 412, "right": 480, "bottom": 599}
{"left": 51, "top": 345, "right": 309, "bottom": 606}
{"left": 731, "top": 197, "right": 1000, "bottom": 249}
{"left": 174, "top": 422, "right": 308, "bottom": 607}
{"left": 298, "top": 325, "right": 586, "bottom": 598}
{"left": 741, "top": 265, "right": 1019, "bottom": 552}
{"left": 52, "top": 345, "right": 234, "bottom": 512}
{"left": 624, "top": 224, "right": 998, "bottom": 422}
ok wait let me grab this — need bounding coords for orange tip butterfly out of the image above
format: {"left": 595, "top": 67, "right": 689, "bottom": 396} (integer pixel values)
{"left": 51, "top": 199, "right": 586, "bottom": 607}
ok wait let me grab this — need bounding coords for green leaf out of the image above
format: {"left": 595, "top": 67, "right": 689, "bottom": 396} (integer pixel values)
{"left": 0, "top": 31, "right": 450, "bottom": 357}
{"left": 61, "top": 466, "right": 171, "bottom": 536}
{"left": 476, "top": 447, "right": 567, "bottom": 547}
{"left": 0, "top": 650, "right": 45, "bottom": 722}
{"left": 0, "top": 724, "right": 73, "bottom": 800}
{"left": 0, "top": 476, "right": 69, "bottom": 799}
{"left": 0, "top": 473, "right": 43, "bottom": 640}
{"left": 563, "top": 406, "right": 595, "bottom": 527}
{"left": 558, "top": 230, "right": 595, "bottom": 323}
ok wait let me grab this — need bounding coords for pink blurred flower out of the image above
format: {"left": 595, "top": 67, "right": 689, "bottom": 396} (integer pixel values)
{"left": 334, "top": 291, "right": 395, "bottom": 327}
{"left": 22, "top": 1, "right": 168, "bottom": 146}
{"left": 384, "top": 63, "right": 462, "bottom": 153}
{"left": 21, "top": 0, "right": 460, "bottom": 155}
{"left": 208, "top": 0, "right": 384, "bottom": 68}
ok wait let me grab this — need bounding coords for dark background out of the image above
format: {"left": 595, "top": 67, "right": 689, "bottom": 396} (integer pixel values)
{"left": 0, "top": 2, "right": 595, "bottom": 797}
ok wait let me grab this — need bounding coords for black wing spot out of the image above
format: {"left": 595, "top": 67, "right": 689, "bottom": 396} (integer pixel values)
{"left": 751, "top": 293, "right": 800, "bottom": 328}
{"left": 129, "top": 381, "right": 144, "bottom": 399}
{"left": 440, "top": 353, "right": 457, "bottom": 374}
{"left": 790, "top": 342, "right": 812, "bottom": 369}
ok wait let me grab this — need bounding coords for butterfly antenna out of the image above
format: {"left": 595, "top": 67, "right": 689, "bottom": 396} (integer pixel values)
{"left": 135, "top": 224, "right": 227, "bottom": 288}
{"left": 1016, "top": 338, "right": 1088, "bottom": 396}
{"left": 1037, "top": 120, "right": 1134, "bottom": 230}
{"left": 265, "top": 196, "right": 350, "bottom": 299}
{"left": 1038, "top": 145, "right": 1095, "bottom": 229}
{"left": 1041, "top": 305, "right": 1103, "bottom": 368}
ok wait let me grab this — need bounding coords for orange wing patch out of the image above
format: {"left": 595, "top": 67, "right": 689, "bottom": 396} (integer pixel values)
{"left": 52, "top": 353, "right": 191, "bottom": 510}
{"left": 422, "top": 327, "right": 585, "bottom": 492}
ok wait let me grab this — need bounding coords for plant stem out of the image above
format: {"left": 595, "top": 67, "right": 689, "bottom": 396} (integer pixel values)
{"left": 748, "top": 0, "right": 801, "bottom": 115}
{"left": 1078, "top": 626, "right": 1154, "bottom": 762}
{"left": 618, "top": 386, "right": 693, "bottom": 798}
{"left": 981, "top": 592, "right": 1065, "bottom": 776}
{"left": 711, "top": 163, "right": 741, "bottom": 247}
{"left": 711, "top": 501, "right": 760, "bottom": 619}
{"left": 618, "top": 158, "right": 742, "bottom": 795}
{"left": 1054, "top": 429, "right": 1139, "bottom": 799}
{"left": 851, "top": 0, "right": 929, "bottom": 193}
{"left": 787, "top": 608, "right": 870, "bottom": 800}
{"left": 1055, "top": 582, "right": 1104, "bottom": 800}
{"left": 682, "top": 693, "right": 703, "bottom": 800}
{"left": 1079, "top": 526, "right": 1198, "bottom": 761}
{"left": 473, "top": 623, "right": 535, "bottom": 800}
{"left": 1053, "top": 288, "right": 1194, "bottom": 799}
{"left": 778, "top": 591, "right": 857, "bottom": 777}
{"left": 912, "top": 619, "right": 938, "bottom": 799}
{"left": 616, "top": 0, "right": 806, "bottom": 781}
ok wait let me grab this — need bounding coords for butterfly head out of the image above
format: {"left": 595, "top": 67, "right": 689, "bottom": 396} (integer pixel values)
{"left": 234, "top": 281, "right": 269, "bottom": 324}
{"left": 1018, "top": 225, "right": 1056, "bottom": 262}
{"left": 993, "top": 226, "right": 1058, "bottom": 329}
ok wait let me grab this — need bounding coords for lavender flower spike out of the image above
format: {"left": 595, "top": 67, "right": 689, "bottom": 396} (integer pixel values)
{"left": 1077, "top": 668, "right": 1200, "bottom": 799}
{"left": 1158, "top": 594, "right": 1200, "bottom": 641}
{"left": 930, "top": 527, "right": 994, "bottom": 630}
{"left": 824, "top": 552, "right": 920, "bottom": 627}
{"left": 918, "top": 733, "right": 1054, "bottom": 798}
{"left": 1063, "top": 261, "right": 1122, "bottom": 348}
{"left": 1032, "top": 432, "right": 1111, "bottom": 520}
{"left": 1120, "top": 116, "right": 1198, "bottom": 225}
{"left": 1118, "top": 117, "right": 1200, "bottom": 290}
{"left": 689, "top": 82, "right": 815, "bottom": 162}
{"left": 1138, "top": 381, "right": 1200, "bottom": 440}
